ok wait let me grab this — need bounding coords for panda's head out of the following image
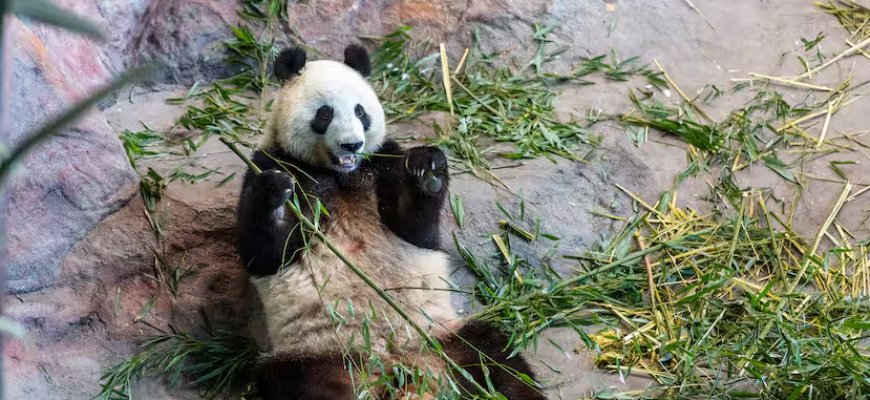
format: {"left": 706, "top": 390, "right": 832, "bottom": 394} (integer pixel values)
{"left": 265, "top": 44, "right": 385, "bottom": 173}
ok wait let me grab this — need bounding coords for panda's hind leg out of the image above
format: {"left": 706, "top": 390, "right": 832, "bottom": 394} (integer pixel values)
{"left": 255, "top": 354, "right": 355, "bottom": 400}
{"left": 374, "top": 141, "right": 449, "bottom": 250}
{"left": 442, "top": 320, "right": 547, "bottom": 400}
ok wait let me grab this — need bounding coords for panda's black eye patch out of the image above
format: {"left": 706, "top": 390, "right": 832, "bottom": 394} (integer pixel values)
{"left": 354, "top": 104, "right": 371, "bottom": 131}
{"left": 311, "top": 105, "right": 333, "bottom": 135}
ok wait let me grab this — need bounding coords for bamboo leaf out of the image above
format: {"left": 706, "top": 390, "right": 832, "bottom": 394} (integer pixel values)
{"left": 9, "top": 0, "right": 104, "bottom": 40}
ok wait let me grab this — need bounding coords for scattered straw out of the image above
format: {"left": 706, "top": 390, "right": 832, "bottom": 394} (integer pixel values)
{"left": 787, "top": 181, "right": 853, "bottom": 293}
{"left": 453, "top": 48, "right": 470, "bottom": 76}
{"left": 653, "top": 58, "right": 713, "bottom": 122}
{"left": 816, "top": 94, "right": 841, "bottom": 149}
{"left": 777, "top": 95, "right": 859, "bottom": 133}
{"left": 742, "top": 72, "right": 833, "bottom": 91}
{"left": 794, "top": 35, "right": 870, "bottom": 80}
{"left": 681, "top": 0, "right": 717, "bottom": 32}
{"left": 439, "top": 43, "right": 454, "bottom": 117}
{"left": 817, "top": 0, "right": 870, "bottom": 40}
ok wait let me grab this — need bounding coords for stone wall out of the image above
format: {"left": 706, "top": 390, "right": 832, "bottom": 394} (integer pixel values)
{"left": 3, "top": 0, "right": 242, "bottom": 293}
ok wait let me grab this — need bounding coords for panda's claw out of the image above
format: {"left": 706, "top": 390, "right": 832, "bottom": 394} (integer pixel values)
{"left": 403, "top": 146, "right": 448, "bottom": 195}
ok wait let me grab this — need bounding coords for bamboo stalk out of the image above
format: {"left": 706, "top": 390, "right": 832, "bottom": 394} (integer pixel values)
{"left": 744, "top": 72, "right": 833, "bottom": 91}
{"left": 777, "top": 96, "right": 859, "bottom": 133}
{"left": 439, "top": 43, "right": 454, "bottom": 117}
{"left": 454, "top": 48, "right": 470, "bottom": 76}
{"left": 816, "top": 95, "right": 840, "bottom": 149}
{"left": 787, "top": 181, "right": 853, "bottom": 293}
{"left": 846, "top": 39, "right": 870, "bottom": 61}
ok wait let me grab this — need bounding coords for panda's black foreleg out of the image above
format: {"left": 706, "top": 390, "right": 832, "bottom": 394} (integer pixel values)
{"left": 236, "top": 167, "right": 303, "bottom": 276}
{"left": 374, "top": 141, "right": 449, "bottom": 250}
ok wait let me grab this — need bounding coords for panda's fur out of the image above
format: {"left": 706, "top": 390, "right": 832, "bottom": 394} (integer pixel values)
{"left": 236, "top": 45, "right": 546, "bottom": 400}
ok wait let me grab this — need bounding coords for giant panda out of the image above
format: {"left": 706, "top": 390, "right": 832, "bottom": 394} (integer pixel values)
{"left": 235, "top": 44, "right": 546, "bottom": 400}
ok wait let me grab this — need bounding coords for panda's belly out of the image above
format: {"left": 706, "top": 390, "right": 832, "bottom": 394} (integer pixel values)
{"left": 251, "top": 227, "right": 459, "bottom": 358}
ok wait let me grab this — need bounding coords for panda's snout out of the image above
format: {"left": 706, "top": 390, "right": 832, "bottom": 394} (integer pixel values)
{"left": 339, "top": 141, "right": 364, "bottom": 153}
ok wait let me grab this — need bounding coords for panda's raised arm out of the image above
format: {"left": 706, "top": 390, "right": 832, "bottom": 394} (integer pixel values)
{"left": 235, "top": 150, "right": 306, "bottom": 276}
{"left": 370, "top": 140, "right": 449, "bottom": 250}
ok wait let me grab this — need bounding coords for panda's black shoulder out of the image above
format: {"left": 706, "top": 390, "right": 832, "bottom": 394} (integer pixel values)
{"left": 378, "top": 139, "right": 403, "bottom": 155}
{"left": 250, "top": 148, "right": 284, "bottom": 171}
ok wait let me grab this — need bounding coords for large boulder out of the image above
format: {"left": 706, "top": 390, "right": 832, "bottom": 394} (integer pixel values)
{"left": 3, "top": 0, "right": 245, "bottom": 293}
{"left": 129, "top": 0, "right": 242, "bottom": 83}
{"left": 3, "top": 17, "right": 139, "bottom": 293}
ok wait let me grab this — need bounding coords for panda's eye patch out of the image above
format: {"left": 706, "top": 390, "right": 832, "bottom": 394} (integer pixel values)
{"left": 354, "top": 104, "right": 371, "bottom": 131}
{"left": 316, "top": 106, "right": 333, "bottom": 121}
{"left": 311, "top": 105, "right": 333, "bottom": 135}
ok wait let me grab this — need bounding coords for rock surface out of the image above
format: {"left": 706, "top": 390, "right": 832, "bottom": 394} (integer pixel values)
{"left": 5, "top": 0, "right": 870, "bottom": 399}
{"left": 3, "top": 0, "right": 247, "bottom": 293}
{"left": 3, "top": 16, "right": 138, "bottom": 293}
{"left": 130, "top": 0, "right": 243, "bottom": 83}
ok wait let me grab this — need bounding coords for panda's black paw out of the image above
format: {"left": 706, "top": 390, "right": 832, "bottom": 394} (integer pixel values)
{"left": 253, "top": 169, "right": 295, "bottom": 209}
{"left": 404, "top": 146, "right": 448, "bottom": 196}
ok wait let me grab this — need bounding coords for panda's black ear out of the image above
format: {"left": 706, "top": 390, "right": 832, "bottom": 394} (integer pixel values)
{"left": 274, "top": 48, "right": 306, "bottom": 81}
{"left": 343, "top": 44, "right": 371, "bottom": 77}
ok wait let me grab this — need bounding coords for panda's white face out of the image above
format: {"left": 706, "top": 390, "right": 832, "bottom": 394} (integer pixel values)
{"left": 266, "top": 60, "right": 386, "bottom": 173}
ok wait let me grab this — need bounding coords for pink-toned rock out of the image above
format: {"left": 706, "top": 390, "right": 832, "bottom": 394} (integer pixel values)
{"left": 285, "top": 0, "right": 548, "bottom": 61}
{"left": 3, "top": 0, "right": 249, "bottom": 293}
{"left": 4, "top": 189, "right": 251, "bottom": 398}
{"left": 130, "top": 0, "right": 242, "bottom": 83}
{"left": 3, "top": 17, "right": 139, "bottom": 293}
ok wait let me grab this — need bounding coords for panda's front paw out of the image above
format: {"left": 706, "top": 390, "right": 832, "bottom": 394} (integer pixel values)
{"left": 404, "top": 146, "right": 448, "bottom": 196}
{"left": 253, "top": 169, "right": 295, "bottom": 209}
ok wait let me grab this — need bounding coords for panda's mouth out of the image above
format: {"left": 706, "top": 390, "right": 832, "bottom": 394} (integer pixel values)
{"left": 329, "top": 152, "right": 360, "bottom": 172}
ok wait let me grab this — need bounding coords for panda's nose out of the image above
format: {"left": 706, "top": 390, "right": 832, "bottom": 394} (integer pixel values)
{"left": 340, "top": 141, "right": 363, "bottom": 153}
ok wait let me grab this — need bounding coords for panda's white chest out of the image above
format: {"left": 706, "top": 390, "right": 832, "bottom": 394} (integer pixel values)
{"left": 252, "top": 227, "right": 459, "bottom": 357}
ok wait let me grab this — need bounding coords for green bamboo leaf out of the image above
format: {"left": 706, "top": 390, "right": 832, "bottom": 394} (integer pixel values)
{"left": 0, "top": 316, "right": 26, "bottom": 338}
{"left": 9, "top": 0, "right": 105, "bottom": 40}
{"left": 449, "top": 193, "right": 465, "bottom": 228}
{"left": 843, "top": 320, "right": 870, "bottom": 330}
{"left": 0, "top": 65, "right": 155, "bottom": 185}
{"left": 763, "top": 155, "right": 796, "bottom": 183}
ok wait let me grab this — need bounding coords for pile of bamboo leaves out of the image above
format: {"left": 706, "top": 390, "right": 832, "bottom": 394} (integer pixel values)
{"left": 471, "top": 186, "right": 870, "bottom": 399}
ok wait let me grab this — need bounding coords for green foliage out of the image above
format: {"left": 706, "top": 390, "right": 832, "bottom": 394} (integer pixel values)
{"left": 172, "top": 83, "right": 263, "bottom": 146}
{"left": 161, "top": 0, "right": 288, "bottom": 151}
{"left": 449, "top": 193, "right": 465, "bottom": 229}
{"left": 471, "top": 193, "right": 870, "bottom": 399}
{"left": 572, "top": 53, "right": 667, "bottom": 88}
{"left": 621, "top": 91, "right": 724, "bottom": 152}
{"left": 119, "top": 127, "right": 165, "bottom": 169}
{"left": 369, "top": 28, "right": 669, "bottom": 179}
{"left": 96, "top": 330, "right": 259, "bottom": 400}
{"left": 617, "top": 81, "right": 857, "bottom": 207}
{"left": 370, "top": 27, "right": 603, "bottom": 177}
